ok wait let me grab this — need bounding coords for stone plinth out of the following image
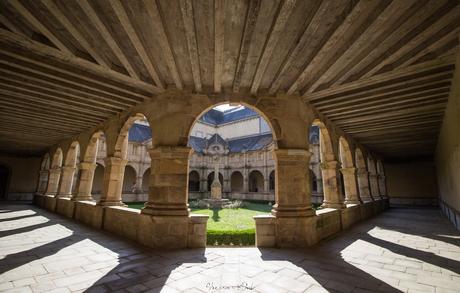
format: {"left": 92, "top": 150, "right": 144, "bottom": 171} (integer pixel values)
{"left": 188, "top": 214, "right": 209, "bottom": 248}
{"left": 254, "top": 215, "right": 276, "bottom": 247}
{"left": 56, "top": 197, "right": 75, "bottom": 218}
{"left": 204, "top": 198, "right": 229, "bottom": 209}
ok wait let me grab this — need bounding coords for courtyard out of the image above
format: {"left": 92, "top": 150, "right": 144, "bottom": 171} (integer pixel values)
{"left": 1, "top": 204, "right": 459, "bottom": 292}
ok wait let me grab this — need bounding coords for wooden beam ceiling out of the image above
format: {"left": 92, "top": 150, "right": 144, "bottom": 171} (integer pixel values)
{"left": 0, "top": 0, "right": 458, "bottom": 159}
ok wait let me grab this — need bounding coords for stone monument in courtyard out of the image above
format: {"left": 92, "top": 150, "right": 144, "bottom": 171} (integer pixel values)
{"left": 204, "top": 139, "right": 229, "bottom": 208}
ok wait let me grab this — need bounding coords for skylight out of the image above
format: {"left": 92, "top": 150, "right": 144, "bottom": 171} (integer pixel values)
{"left": 213, "top": 103, "right": 244, "bottom": 112}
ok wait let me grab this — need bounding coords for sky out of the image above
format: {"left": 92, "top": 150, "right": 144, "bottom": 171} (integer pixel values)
{"left": 213, "top": 103, "right": 243, "bottom": 112}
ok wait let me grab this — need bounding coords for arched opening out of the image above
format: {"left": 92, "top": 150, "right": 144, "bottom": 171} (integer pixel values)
{"left": 187, "top": 103, "right": 276, "bottom": 245}
{"left": 207, "top": 172, "right": 223, "bottom": 191}
{"left": 111, "top": 113, "right": 152, "bottom": 206}
{"left": 339, "top": 137, "right": 359, "bottom": 204}
{"left": 46, "top": 148, "right": 63, "bottom": 195}
{"left": 355, "top": 148, "right": 371, "bottom": 202}
{"left": 248, "top": 170, "right": 264, "bottom": 192}
{"left": 231, "top": 171, "right": 244, "bottom": 192}
{"left": 91, "top": 163, "right": 104, "bottom": 197}
{"left": 122, "top": 165, "right": 137, "bottom": 193}
{"left": 60, "top": 141, "right": 80, "bottom": 197}
{"left": 0, "top": 165, "right": 10, "bottom": 199}
{"left": 310, "top": 120, "right": 343, "bottom": 208}
{"left": 189, "top": 170, "right": 200, "bottom": 192}
{"left": 37, "top": 153, "right": 50, "bottom": 194}
{"left": 269, "top": 170, "right": 275, "bottom": 191}
{"left": 142, "top": 168, "right": 150, "bottom": 193}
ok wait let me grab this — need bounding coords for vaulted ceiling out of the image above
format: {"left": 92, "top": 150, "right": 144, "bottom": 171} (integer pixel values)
{"left": 0, "top": 0, "right": 459, "bottom": 159}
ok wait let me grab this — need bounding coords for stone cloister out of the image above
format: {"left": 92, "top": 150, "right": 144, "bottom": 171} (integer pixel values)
{"left": 0, "top": 0, "right": 459, "bottom": 291}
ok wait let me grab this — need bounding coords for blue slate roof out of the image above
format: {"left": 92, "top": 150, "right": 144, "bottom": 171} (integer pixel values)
{"left": 189, "top": 133, "right": 273, "bottom": 153}
{"left": 128, "top": 124, "right": 152, "bottom": 142}
{"left": 199, "top": 107, "right": 259, "bottom": 125}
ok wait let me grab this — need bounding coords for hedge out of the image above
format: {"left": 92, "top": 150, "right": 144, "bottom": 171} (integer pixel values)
{"left": 207, "top": 229, "right": 255, "bottom": 246}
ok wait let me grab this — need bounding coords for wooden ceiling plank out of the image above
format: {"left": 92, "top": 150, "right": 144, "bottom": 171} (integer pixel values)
{"left": 251, "top": 0, "right": 296, "bottom": 94}
{"left": 213, "top": 0, "right": 225, "bottom": 93}
{"left": 144, "top": 0, "right": 182, "bottom": 90}
{"left": 42, "top": 0, "right": 111, "bottom": 68}
{"left": 110, "top": 0, "right": 164, "bottom": 89}
{"left": 179, "top": 0, "right": 202, "bottom": 92}
{"left": 0, "top": 28, "right": 160, "bottom": 94}
{"left": 304, "top": 56, "right": 455, "bottom": 101}
{"left": 0, "top": 13, "right": 25, "bottom": 36}
{"left": 8, "top": 0, "right": 73, "bottom": 54}
{"left": 361, "top": 4, "right": 460, "bottom": 79}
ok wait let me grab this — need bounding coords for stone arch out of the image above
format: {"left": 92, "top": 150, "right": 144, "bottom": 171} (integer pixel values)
{"left": 249, "top": 170, "right": 264, "bottom": 192}
{"left": 376, "top": 160, "right": 386, "bottom": 197}
{"left": 269, "top": 170, "right": 275, "bottom": 191}
{"left": 58, "top": 141, "right": 80, "bottom": 198}
{"left": 142, "top": 168, "right": 150, "bottom": 192}
{"left": 188, "top": 170, "right": 200, "bottom": 192}
{"left": 339, "top": 137, "right": 353, "bottom": 168}
{"left": 367, "top": 156, "right": 380, "bottom": 199}
{"left": 114, "top": 113, "right": 150, "bottom": 160}
{"left": 83, "top": 130, "right": 105, "bottom": 164}
{"left": 355, "top": 148, "right": 372, "bottom": 202}
{"left": 230, "top": 171, "right": 244, "bottom": 193}
{"left": 207, "top": 172, "right": 223, "bottom": 191}
{"left": 46, "top": 148, "right": 63, "bottom": 195}
{"left": 122, "top": 165, "right": 137, "bottom": 193}
{"left": 311, "top": 120, "right": 343, "bottom": 208}
{"left": 91, "top": 163, "right": 104, "bottom": 195}
{"left": 37, "top": 153, "right": 51, "bottom": 194}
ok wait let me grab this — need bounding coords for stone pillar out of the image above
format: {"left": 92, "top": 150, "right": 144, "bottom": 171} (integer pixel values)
{"left": 320, "top": 161, "right": 346, "bottom": 209}
{"left": 271, "top": 149, "right": 317, "bottom": 247}
{"left": 57, "top": 166, "right": 76, "bottom": 198}
{"left": 45, "top": 168, "right": 61, "bottom": 196}
{"left": 98, "top": 157, "right": 127, "bottom": 206}
{"left": 356, "top": 168, "right": 373, "bottom": 202}
{"left": 340, "top": 167, "right": 360, "bottom": 205}
{"left": 37, "top": 170, "right": 49, "bottom": 194}
{"left": 378, "top": 174, "right": 387, "bottom": 198}
{"left": 74, "top": 162, "right": 96, "bottom": 201}
{"left": 142, "top": 146, "right": 190, "bottom": 216}
{"left": 369, "top": 173, "right": 380, "bottom": 199}
{"left": 264, "top": 178, "right": 269, "bottom": 193}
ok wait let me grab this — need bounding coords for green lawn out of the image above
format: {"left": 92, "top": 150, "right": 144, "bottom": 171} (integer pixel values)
{"left": 127, "top": 201, "right": 272, "bottom": 231}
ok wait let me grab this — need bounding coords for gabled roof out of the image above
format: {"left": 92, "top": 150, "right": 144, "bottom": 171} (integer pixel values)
{"left": 199, "top": 108, "right": 259, "bottom": 125}
{"left": 189, "top": 133, "right": 273, "bottom": 154}
{"left": 128, "top": 124, "right": 152, "bottom": 142}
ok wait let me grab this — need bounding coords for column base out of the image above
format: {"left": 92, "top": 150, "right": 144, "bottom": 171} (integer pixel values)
{"left": 360, "top": 196, "right": 374, "bottom": 203}
{"left": 344, "top": 199, "right": 360, "bottom": 205}
{"left": 141, "top": 203, "right": 189, "bottom": 216}
{"left": 56, "top": 193, "right": 72, "bottom": 199}
{"left": 97, "top": 200, "right": 127, "bottom": 207}
{"left": 321, "top": 201, "right": 346, "bottom": 209}
{"left": 271, "top": 204, "right": 316, "bottom": 217}
{"left": 72, "top": 195, "right": 95, "bottom": 202}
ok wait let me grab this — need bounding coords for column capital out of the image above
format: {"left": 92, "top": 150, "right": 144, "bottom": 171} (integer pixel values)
{"left": 320, "top": 160, "right": 339, "bottom": 170}
{"left": 49, "top": 168, "right": 61, "bottom": 174}
{"left": 274, "top": 148, "right": 312, "bottom": 161}
{"left": 61, "top": 166, "right": 76, "bottom": 172}
{"left": 79, "top": 162, "right": 97, "bottom": 170}
{"left": 340, "top": 167, "right": 356, "bottom": 175}
{"left": 149, "top": 146, "right": 191, "bottom": 160}
{"left": 356, "top": 168, "right": 369, "bottom": 175}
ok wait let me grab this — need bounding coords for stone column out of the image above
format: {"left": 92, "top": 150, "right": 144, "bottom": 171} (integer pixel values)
{"left": 74, "top": 162, "right": 96, "bottom": 201}
{"left": 320, "top": 161, "right": 346, "bottom": 209}
{"left": 378, "top": 174, "right": 387, "bottom": 198}
{"left": 271, "top": 149, "right": 317, "bottom": 247}
{"left": 57, "top": 166, "right": 76, "bottom": 198}
{"left": 98, "top": 157, "right": 127, "bottom": 206}
{"left": 369, "top": 173, "right": 380, "bottom": 199}
{"left": 37, "top": 170, "right": 49, "bottom": 194}
{"left": 45, "top": 168, "right": 61, "bottom": 196}
{"left": 340, "top": 167, "right": 360, "bottom": 205}
{"left": 142, "top": 146, "right": 190, "bottom": 216}
{"left": 356, "top": 168, "right": 373, "bottom": 202}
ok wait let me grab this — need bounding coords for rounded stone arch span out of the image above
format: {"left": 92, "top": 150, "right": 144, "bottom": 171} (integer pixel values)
{"left": 312, "top": 119, "right": 335, "bottom": 162}
{"left": 51, "top": 148, "right": 63, "bottom": 168}
{"left": 41, "top": 153, "right": 51, "bottom": 170}
{"left": 64, "top": 141, "right": 80, "bottom": 167}
{"left": 188, "top": 170, "right": 200, "bottom": 192}
{"left": 114, "top": 113, "right": 150, "bottom": 160}
{"left": 83, "top": 130, "right": 105, "bottom": 164}
{"left": 355, "top": 148, "right": 367, "bottom": 169}
{"left": 367, "top": 156, "right": 377, "bottom": 174}
{"left": 248, "top": 170, "right": 264, "bottom": 193}
{"left": 339, "top": 137, "right": 354, "bottom": 168}
{"left": 186, "top": 102, "right": 279, "bottom": 148}
{"left": 142, "top": 167, "right": 151, "bottom": 192}
{"left": 122, "top": 164, "right": 137, "bottom": 193}
{"left": 376, "top": 160, "right": 385, "bottom": 175}
{"left": 230, "top": 171, "right": 244, "bottom": 193}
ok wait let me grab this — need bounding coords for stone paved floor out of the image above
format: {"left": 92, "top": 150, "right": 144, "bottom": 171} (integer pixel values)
{"left": 0, "top": 204, "right": 459, "bottom": 293}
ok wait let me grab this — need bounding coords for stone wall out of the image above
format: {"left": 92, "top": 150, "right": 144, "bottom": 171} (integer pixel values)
{"left": 436, "top": 47, "right": 460, "bottom": 230}
{"left": 385, "top": 161, "right": 438, "bottom": 206}
{"left": 0, "top": 155, "right": 41, "bottom": 201}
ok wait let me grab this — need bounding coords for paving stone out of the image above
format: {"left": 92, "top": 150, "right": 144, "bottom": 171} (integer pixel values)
{"left": 1, "top": 205, "right": 460, "bottom": 292}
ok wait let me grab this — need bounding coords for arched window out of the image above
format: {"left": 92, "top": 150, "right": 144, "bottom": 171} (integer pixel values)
{"left": 122, "top": 165, "right": 137, "bottom": 193}
{"left": 142, "top": 168, "right": 150, "bottom": 192}
{"left": 249, "top": 170, "right": 264, "bottom": 192}
{"left": 189, "top": 171, "right": 200, "bottom": 192}
{"left": 269, "top": 171, "right": 275, "bottom": 191}
{"left": 91, "top": 163, "right": 104, "bottom": 195}
{"left": 230, "top": 171, "right": 244, "bottom": 192}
